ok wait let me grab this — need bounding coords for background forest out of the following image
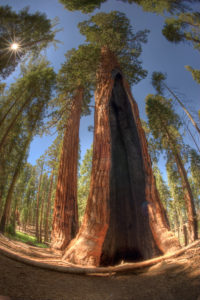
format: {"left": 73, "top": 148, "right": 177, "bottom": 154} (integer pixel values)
{"left": 0, "top": 0, "right": 199, "bottom": 250}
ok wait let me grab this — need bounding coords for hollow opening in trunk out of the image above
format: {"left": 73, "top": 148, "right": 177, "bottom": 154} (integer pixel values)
{"left": 100, "top": 72, "right": 159, "bottom": 266}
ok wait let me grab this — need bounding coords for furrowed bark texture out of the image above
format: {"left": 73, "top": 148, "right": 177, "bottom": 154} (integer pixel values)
{"left": 63, "top": 47, "right": 180, "bottom": 267}
{"left": 51, "top": 88, "right": 83, "bottom": 250}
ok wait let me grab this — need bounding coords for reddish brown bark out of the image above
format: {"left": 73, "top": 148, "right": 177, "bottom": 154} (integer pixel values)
{"left": 51, "top": 88, "right": 83, "bottom": 250}
{"left": 63, "top": 47, "right": 180, "bottom": 267}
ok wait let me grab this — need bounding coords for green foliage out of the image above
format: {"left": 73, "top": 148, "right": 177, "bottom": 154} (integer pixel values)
{"left": 78, "top": 11, "right": 149, "bottom": 85}
{"left": 0, "top": 59, "right": 56, "bottom": 231}
{"left": 0, "top": 58, "right": 56, "bottom": 147}
{"left": 153, "top": 164, "right": 171, "bottom": 209}
{"left": 162, "top": 12, "right": 200, "bottom": 51}
{"left": 59, "top": 0, "right": 195, "bottom": 14}
{"left": 45, "top": 134, "right": 63, "bottom": 173}
{"left": 141, "top": 119, "right": 161, "bottom": 163}
{"left": 151, "top": 72, "right": 167, "bottom": 95}
{"left": 0, "top": 5, "right": 56, "bottom": 78}
{"left": 19, "top": 165, "right": 37, "bottom": 226}
{"left": 59, "top": 0, "right": 106, "bottom": 13}
{"left": 125, "top": 0, "right": 193, "bottom": 14}
{"left": 6, "top": 231, "right": 48, "bottom": 248}
{"left": 57, "top": 45, "right": 100, "bottom": 94}
{"left": 166, "top": 159, "right": 186, "bottom": 234}
{"left": 190, "top": 149, "right": 200, "bottom": 202}
{"left": 78, "top": 145, "right": 93, "bottom": 222}
{"left": 145, "top": 94, "right": 182, "bottom": 150}
{"left": 185, "top": 66, "right": 200, "bottom": 84}
{"left": 56, "top": 44, "right": 100, "bottom": 117}
{"left": 5, "top": 224, "right": 15, "bottom": 235}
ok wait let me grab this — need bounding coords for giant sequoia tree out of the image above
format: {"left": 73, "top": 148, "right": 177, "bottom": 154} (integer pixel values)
{"left": 63, "top": 12, "right": 180, "bottom": 267}
{"left": 50, "top": 45, "right": 99, "bottom": 250}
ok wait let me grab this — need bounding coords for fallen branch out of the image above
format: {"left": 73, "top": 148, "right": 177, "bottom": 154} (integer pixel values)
{"left": 0, "top": 239, "right": 199, "bottom": 275}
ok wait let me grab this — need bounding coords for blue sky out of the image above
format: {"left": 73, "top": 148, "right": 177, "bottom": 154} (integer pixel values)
{"left": 1, "top": 0, "right": 200, "bottom": 179}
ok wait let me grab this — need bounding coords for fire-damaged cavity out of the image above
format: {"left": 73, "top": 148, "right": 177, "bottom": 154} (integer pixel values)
{"left": 100, "top": 72, "right": 160, "bottom": 266}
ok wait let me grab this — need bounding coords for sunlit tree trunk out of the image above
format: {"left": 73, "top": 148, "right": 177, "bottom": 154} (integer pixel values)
{"left": 51, "top": 88, "right": 83, "bottom": 250}
{"left": 63, "top": 47, "right": 180, "bottom": 267}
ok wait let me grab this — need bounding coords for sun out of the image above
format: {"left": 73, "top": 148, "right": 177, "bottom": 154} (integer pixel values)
{"left": 10, "top": 42, "right": 19, "bottom": 50}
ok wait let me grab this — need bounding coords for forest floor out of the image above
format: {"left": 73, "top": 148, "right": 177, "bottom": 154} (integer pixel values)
{"left": 0, "top": 234, "right": 200, "bottom": 300}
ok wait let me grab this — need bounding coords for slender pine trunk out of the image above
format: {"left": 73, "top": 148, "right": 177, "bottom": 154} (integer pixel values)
{"left": 0, "top": 134, "right": 32, "bottom": 233}
{"left": 0, "top": 93, "right": 23, "bottom": 128}
{"left": 39, "top": 191, "right": 45, "bottom": 243}
{"left": 11, "top": 196, "right": 18, "bottom": 234}
{"left": 44, "top": 170, "right": 54, "bottom": 243}
{"left": 0, "top": 91, "right": 34, "bottom": 152}
{"left": 35, "top": 171, "right": 43, "bottom": 241}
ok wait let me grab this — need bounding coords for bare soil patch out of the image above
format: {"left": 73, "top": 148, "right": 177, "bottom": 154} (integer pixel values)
{"left": 0, "top": 234, "right": 200, "bottom": 300}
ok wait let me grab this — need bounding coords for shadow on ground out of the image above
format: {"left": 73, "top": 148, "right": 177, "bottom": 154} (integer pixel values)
{"left": 0, "top": 252, "right": 200, "bottom": 300}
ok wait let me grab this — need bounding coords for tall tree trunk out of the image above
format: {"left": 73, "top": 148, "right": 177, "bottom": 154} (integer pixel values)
{"left": 51, "top": 88, "right": 83, "bottom": 250}
{"left": 0, "top": 134, "right": 32, "bottom": 233}
{"left": 0, "top": 93, "right": 24, "bottom": 128}
{"left": 0, "top": 186, "right": 4, "bottom": 218}
{"left": 39, "top": 191, "right": 45, "bottom": 243}
{"left": 164, "top": 126, "right": 198, "bottom": 242}
{"left": 44, "top": 170, "right": 54, "bottom": 243}
{"left": 63, "top": 47, "right": 180, "bottom": 267}
{"left": 11, "top": 196, "right": 18, "bottom": 235}
{"left": 35, "top": 172, "right": 43, "bottom": 242}
{"left": 0, "top": 91, "right": 34, "bottom": 152}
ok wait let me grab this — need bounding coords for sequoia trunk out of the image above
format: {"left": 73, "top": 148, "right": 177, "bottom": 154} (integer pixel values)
{"left": 63, "top": 47, "right": 180, "bottom": 266}
{"left": 51, "top": 88, "right": 83, "bottom": 250}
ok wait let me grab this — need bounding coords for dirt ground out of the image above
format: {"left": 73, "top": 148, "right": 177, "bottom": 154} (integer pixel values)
{"left": 0, "top": 236, "right": 200, "bottom": 300}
